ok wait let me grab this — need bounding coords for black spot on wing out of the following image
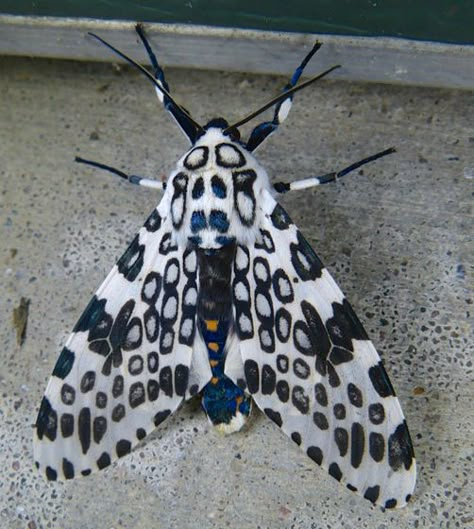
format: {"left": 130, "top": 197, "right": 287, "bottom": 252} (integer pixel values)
{"left": 96, "top": 452, "right": 111, "bottom": 470}
{"left": 369, "top": 432, "right": 385, "bottom": 462}
{"left": 112, "top": 375, "right": 124, "bottom": 398}
{"left": 62, "top": 458, "right": 75, "bottom": 479}
{"left": 154, "top": 409, "right": 171, "bottom": 426}
{"left": 293, "top": 358, "right": 310, "bottom": 379}
{"left": 307, "top": 446, "right": 323, "bottom": 465}
{"left": 364, "top": 485, "right": 380, "bottom": 504}
{"left": 276, "top": 380, "right": 290, "bottom": 402}
{"left": 78, "top": 407, "right": 91, "bottom": 455}
{"left": 116, "top": 439, "right": 132, "bottom": 458}
{"left": 368, "top": 402, "right": 385, "bottom": 425}
{"left": 244, "top": 359, "right": 259, "bottom": 394}
{"left": 276, "top": 354, "right": 289, "bottom": 373}
{"left": 326, "top": 299, "right": 369, "bottom": 350}
{"left": 60, "top": 413, "right": 74, "bottom": 438}
{"left": 96, "top": 391, "right": 107, "bottom": 408}
{"left": 333, "top": 403, "right": 346, "bottom": 420}
{"left": 80, "top": 371, "right": 96, "bottom": 393}
{"left": 93, "top": 416, "right": 107, "bottom": 444}
{"left": 292, "top": 385, "right": 310, "bottom": 414}
{"left": 159, "top": 366, "right": 173, "bottom": 397}
{"left": 136, "top": 428, "right": 147, "bottom": 440}
{"left": 52, "top": 347, "right": 75, "bottom": 379}
{"left": 211, "top": 174, "right": 227, "bottom": 197}
{"left": 329, "top": 347, "right": 353, "bottom": 365}
{"left": 334, "top": 427, "right": 349, "bottom": 456}
{"left": 350, "top": 422, "right": 365, "bottom": 469}
{"left": 144, "top": 306, "right": 160, "bottom": 343}
{"left": 192, "top": 177, "right": 205, "bottom": 199}
{"left": 144, "top": 209, "right": 162, "bottom": 232}
{"left": 147, "top": 379, "right": 160, "bottom": 401}
{"left": 388, "top": 421, "right": 415, "bottom": 471}
{"left": 314, "top": 383, "right": 328, "bottom": 406}
{"left": 61, "top": 383, "right": 75, "bottom": 405}
{"left": 253, "top": 257, "right": 271, "bottom": 288}
{"left": 46, "top": 466, "right": 58, "bottom": 481}
{"left": 141, "top": 272, "right": 162, "bottom": 304}
{"left": 261, "top": 364, "right": 276, "bottom": 395}
{"left": 128, "top": 382, "right": 145, "bottom": 408}
{"left": 275, "top": 307, "right": 292, "bottom": 343}
{"left": 159, "top": 232, "right": 178, "bottom": 255}
{"left": 175, "top": 364, "right": 189, "bottom": 397}
{"left": 291, "top": 432, "right": 302, "bottom": 445}
{"left": 112, "top": 403, "right": 126, "bottom": 422}
{"left": 313, "top": 412, "right": 329, "bottom": 430}
{"left": 328, "top": 462, "right": 342, "bottom": 482}
{"left": 369, "top": 362, "right": 396, "bottom": 398}
{"left": 117, "top": 235, "right": 145, "bottom": 282}
{"left": 74, "top": 296, "right": 105, "bottom": 333}
{"left": 254, "top": 229, "right": 275, "bottom": 253}
{"left": 147, "top": 351, "right": 159, "bottom": 373}
{"left": 290, "top": 231, "right": 323, "bottom": 281}
{"left": 347, "top": 383, "right": 363, "bottom": 408}
{"left": 128, "top": 355, "right": 144, "bottom": 376}
{"left": 293, "top": 301, "right": 331, "bottom": 358}
{"left": 264, "top": 408, "right": 282, "bottom": 427}
{"left": 108, "top": 300, "right": 136, "bottom": 359}
{"left": 272, "top": 268, "right": 294, "bottom": 303}
{"left": 36, "top": 396, "right": 57, "bottom": 441}
{"left": 270, "top": 204, "right": 292, "bottom": 230}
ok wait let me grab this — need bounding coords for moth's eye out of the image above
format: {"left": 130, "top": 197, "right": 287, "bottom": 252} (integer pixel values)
{"left": 226, "top": 127, "right": 240, "bottom": 142}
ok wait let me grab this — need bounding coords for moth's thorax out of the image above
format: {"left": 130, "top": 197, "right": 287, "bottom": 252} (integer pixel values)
{"left": 163, "top": 128, "right": 271, "bottom": 249}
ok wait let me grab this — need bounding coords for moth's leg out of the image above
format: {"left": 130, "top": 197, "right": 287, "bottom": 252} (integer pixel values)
{"left": 246, "top": 42, "right": 322, "bottom": 152}
{"left": 273, "top": 147, "right": 396, "bottom": 193}
{"left": 75, "top": 156, "right": 165, "bottom": 190}
{"left": 135, "top": 24, "right": 197, "bottom": 143}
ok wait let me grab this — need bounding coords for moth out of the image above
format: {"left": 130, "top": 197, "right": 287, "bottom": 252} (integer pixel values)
{"left": 34, "top": 25, "right": 416, "bottom": 509}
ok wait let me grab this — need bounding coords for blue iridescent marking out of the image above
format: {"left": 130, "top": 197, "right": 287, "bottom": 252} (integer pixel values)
{"left": 209, "top": 210, "right": 229, "bottom": 233}
{"left": 188, "top": 235, "right": 202, "bottom": 245}
{"left": 192, "top": 177, "right": 204, "bottom": 199}
{"left": 211, "top": 175, "right": 227, "bottom": 198}
{"left": 200, "top": 319, "right": 251, "bottom": 427}
{"left": 191, "top": 210, "right": 207, "bottom": 233}
{"left": 215, "top": 235, "right": 236, "bottom": 246}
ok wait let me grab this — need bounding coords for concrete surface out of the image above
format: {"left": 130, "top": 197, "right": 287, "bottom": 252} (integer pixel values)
{"left": 0, "top": 55, "right": 472, "bottom": 529}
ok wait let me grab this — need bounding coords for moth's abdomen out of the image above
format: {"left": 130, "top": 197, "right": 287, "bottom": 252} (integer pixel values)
{"left": 196, "top": 243, "right": 251, "bottom": 433}
{"left": 168, "top": 129, "right": 271, "bottom": 250}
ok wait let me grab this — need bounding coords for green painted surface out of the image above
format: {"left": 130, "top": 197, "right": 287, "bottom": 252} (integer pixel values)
{"left": 1, "top": 1, "right": 472, "bottom": 44}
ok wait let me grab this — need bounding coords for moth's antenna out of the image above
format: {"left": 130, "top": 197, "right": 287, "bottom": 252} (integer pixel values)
{"left": 224, "top": 65, "right": 340, "bottom": 133}
{"left": 88, "top": 32, "right": 204, "bottom": 133}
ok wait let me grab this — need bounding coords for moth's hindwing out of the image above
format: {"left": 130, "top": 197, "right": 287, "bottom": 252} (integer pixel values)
{"left": 33, "top": 204, "right": 211, "bottom": 480}
{"left": 227, "top": 189, "right": 416, "bottom": 509}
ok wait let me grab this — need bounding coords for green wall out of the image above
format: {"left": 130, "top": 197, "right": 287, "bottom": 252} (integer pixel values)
{"left": 1, "top": 1, "right": 472, "bottom": 44}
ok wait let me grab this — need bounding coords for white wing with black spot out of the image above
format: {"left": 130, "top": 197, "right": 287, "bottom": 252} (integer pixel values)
{"left": 34, "top": 201, "right": 211, "bottom": 480}
{"left": 227, "top": 189, "right": 416, "bottom": 509}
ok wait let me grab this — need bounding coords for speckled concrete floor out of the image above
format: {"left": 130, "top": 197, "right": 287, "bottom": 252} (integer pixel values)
{"left": 0, "top": 55, "right": 472, "bottom": 529}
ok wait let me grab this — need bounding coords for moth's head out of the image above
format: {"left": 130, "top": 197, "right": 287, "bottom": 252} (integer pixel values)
{"left": 199, "top": 117, "right": 241, "bottom": 144}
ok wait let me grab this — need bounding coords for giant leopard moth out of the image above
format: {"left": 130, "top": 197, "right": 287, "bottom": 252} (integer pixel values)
{"left": 34, "top": 24, "right": 416, "bottom": 509}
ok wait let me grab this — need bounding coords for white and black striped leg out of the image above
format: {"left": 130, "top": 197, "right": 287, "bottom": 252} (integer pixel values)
{"left": 273, "top": 147, "right": 396, "bottom": 193}
{"left": 75, "top": 156, "right": 165, "bottom": 190}
{"left": 246, "top": 42, "right": 322, "bottom": 152}
{"left": 135, "top": 24, "right": 198, "bottom": 144}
